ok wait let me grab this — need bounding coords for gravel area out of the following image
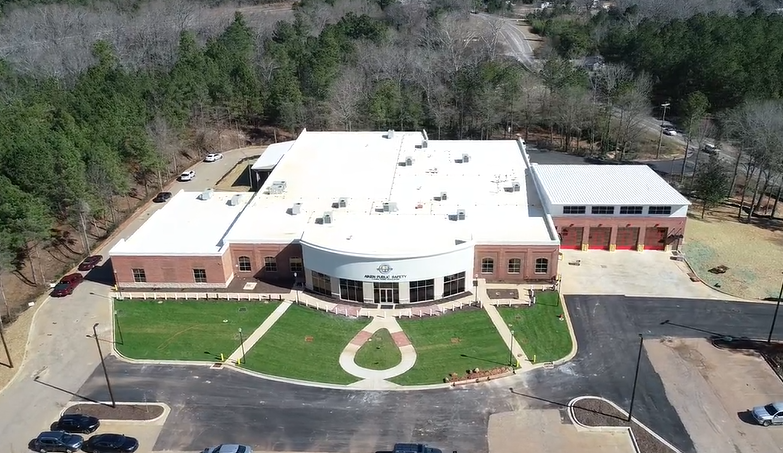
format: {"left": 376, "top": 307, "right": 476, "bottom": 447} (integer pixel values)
{"left": 0, "top": 306, "right": 38, "bottom": 391}
{"left": 571, "top": 398, "right": 677, "bottom": 453}
{"left": 64, "top": 403, "right": 164, "bottom": 421}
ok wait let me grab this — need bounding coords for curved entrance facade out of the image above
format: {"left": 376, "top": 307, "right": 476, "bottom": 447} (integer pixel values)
{"left": 301, "top": 240, "right": 475, "bottom": 305}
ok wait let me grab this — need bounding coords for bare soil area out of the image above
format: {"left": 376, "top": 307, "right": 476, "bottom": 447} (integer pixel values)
{"left": 64, "top": 403, "right": 164, "bottom": 421}
{"left": 683, "top": 198, "right": 783, "bottom": 300}
{"left": 645, "top": 338, "right": 783, "bottom": 453}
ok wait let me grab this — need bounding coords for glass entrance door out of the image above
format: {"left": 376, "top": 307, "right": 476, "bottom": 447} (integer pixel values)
{"left": 373, "top": 282, "right": 399, "bottom": 304}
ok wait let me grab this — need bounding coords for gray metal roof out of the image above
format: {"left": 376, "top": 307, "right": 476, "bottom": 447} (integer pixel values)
{"left": 251, "top": 141, "right": 294, "bottom": 170}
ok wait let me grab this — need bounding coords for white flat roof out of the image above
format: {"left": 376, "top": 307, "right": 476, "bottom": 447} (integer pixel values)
{"left": 222, "top": 130, "right": 558, "bottom": 250}
{"left": 110, "top": 190, "right": 253, "bottom": 256}
{"left": 532, "top": 164, "right": 691, "bottom": 206}
{"left": 251, "top": 141, "right": 294, "bottom": 170}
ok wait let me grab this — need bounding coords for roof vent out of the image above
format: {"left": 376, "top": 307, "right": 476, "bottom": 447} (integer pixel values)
{"left": 338, "top": 197, "right": 348, "bottom": 208}
{"left": 440, "top": 191, "right": 448, "bottom": 201}
{"left": 382, "top": 202, "right": 398, "bottom": 213}
{"left": 422, "top": 139, "right": 428, "bottom": 148}
{"left": 512, "top": 182, "right": 521, "bottom": 192}
{"left": 322, "top": 212, "right": 333, "bottom": 224}
{"left": 405, "top": 156, "right": 414, "bottom": 166}
{"left": 386, "top": 129, "right": 394, "bottom": 139}
{"left": 456, "top": 209, "right": 466, "bottom": 220}
{"left": 291, "top": 202, "right": 302, "bottom": 215}
{"left": 462, "top": 153, "right": 471, "bottom": 163}
{"left": 198, "top": 188, "right": 214, "bottom": 200}
{"left": 228, "top": 194, "right": 243, "bottom": 206}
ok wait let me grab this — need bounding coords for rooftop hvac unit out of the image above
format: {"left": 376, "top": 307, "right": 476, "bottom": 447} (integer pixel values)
{"left": 382, "top": 202, "right": 398, "bottom": 213}
{"left": 291, "top": 202, "right": 302, "bottom": 215}
{"left": 512, "top": 182, "right": 521, "bottom": 192}
{"left": 422, "top": 139, "right": 428, "bottom": 148}
{"left": 440, "top": 191, "right": 448, "bottom": 201}
{"left": 269, "top": 180, "right": 287, "bottom": 194}
{"left": 228, "top": 194, "right": 243, "bottom": 206}
{"left": 322, "top": 212, "right": 333, "bottom": 224}
{"left": 405, "top": 156, "right": 414, "bottom": 166}
{"left": 338, "top": 197, "right": 348, "bottom": 208}
{"left": 456, "top": 209, "right": 466, "bottom": 220}
{"left": 387, "top": 129, "right": 395, "bottom": 139}
{"left": 462, "top": 153, "right": 471, "bottom": 163}
{"left": 199, "top": 188, "right": 214, "bottom": 200}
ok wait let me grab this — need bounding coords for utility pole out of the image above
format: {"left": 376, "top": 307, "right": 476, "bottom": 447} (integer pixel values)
{"left": 92, "top": 323, "right": 116, "bottom": 407}
{"left": 628, "top": 334, "right": 644, "bottom": 422}
{"left": 655, "top": 102, "right": 671, "bottom": 159}
{"left": 0, "top": 317, "right": 12, "bottom": 368}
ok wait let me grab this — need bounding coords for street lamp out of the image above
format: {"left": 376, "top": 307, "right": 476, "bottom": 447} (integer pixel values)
{"left": 238, "top": 327, "right": 246, "bottom": 364}
{"left": 92, "top": 323, "right": 116, "bottom": 407}
{"left": 655, "top": 102, "right": 671, "bottom": 159}
{"left": 766, "top": 274, "right": 783, "bottom": 344}
{"left": 508, "top": 326, "right": 515, "bottom": 367}
{"left": 293, "top": 272, "right": 300, "bottom": 303}
{"left": 628, "top": 333, "right": 644, "bottom": 422}
{"left": 474, "top": 274, "right": 479, "bottom": 304}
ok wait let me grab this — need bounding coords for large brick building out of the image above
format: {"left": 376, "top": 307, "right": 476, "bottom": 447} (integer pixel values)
{"left": 109, "top": 130, "right": 689, "bottom": 305}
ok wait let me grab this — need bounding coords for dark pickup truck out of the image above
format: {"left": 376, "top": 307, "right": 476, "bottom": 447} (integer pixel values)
{"left": 376, "top": 443, "right": 445, "bottom": 453}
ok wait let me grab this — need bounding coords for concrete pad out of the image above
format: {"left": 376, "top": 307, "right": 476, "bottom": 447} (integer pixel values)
{"left": 646, "top": 338, "right": 783, "bottom": 453}
{"left": 489, "top": 410, "right": 635, "bottom": 453}
{"left": 559, "top": 250, "right": 745, "bottom": 300}
{"left": 94, "top": 420, "right": 166, "bottom": 453}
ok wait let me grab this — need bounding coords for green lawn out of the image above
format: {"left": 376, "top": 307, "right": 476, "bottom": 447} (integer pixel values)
{"left": 392, "top": 309, "right": 509, "bottom": 385}
{"left": 354, "top": 329, "right": 402, "bottom": 370}
{"left": 498, "top": 291, "right": 573, "bottom": 363}
{"left": 242, "top": 304, "right": 369, "bottom": 384}
{"left": 113, "top": 300, "right": 280, "bottom": 361}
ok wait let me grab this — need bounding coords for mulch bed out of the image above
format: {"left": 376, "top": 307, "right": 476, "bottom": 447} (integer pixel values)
{"left": 571, "top": 398, "right": 676, "bottom": 453}
{"left": 64, "top": 403, "right": 164, "bottom": 421}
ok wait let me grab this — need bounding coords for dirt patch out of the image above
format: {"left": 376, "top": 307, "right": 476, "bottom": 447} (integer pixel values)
{"left": 683, "top": 201, "right": 783, "bottom": 300}
{"left": 712, "top": 336, "right": 783, "bottom": 382}
{"left": 571, "top": 397, "right": 677, "bottom": 453}
{"left": 64, "top": 403, "right": 164, "bottom": 421}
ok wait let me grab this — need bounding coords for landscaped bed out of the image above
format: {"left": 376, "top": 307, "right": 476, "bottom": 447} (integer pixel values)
{"left": 498, "top": 291, "right": 573, "bottom": 364}
{"left": 113, "top": 300, "right": 280, "bottom": 361}
{"left": 64, "top": 403, "right": 164, "bottom": 421}
{"left": 354, "top": 329, "right": 402, "bottom": 370}
{"left": 392, "top": 308, "right": 509, "bottom": 385}
{"left": 242, "top": 304, "right": 368, "bottom": 385}
{"left": 571, "top": 397, "right": 677, "bottom": 453}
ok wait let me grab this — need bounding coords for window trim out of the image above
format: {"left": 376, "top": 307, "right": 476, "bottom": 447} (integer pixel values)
{"left": 534, "top": 258, "right": 549, "bottom": 275}
{"left": 591, "top": 206, "right": 615, "bottom": 215}
{"left": 563, "top": 205, "right": 586, "bottom": 215}
{"left": 648, "top": 205, "right": 672, "bottom": 215}
{"left": 481, "top": 257, "right": 495, "bottom": 274}
{"left": 238, "top": 256, "right": 252, "bottom": 272}
{"left": 507, "top": 258, "right": 521, "bottom": 274}
{"left": 131, "top": 268, "right": 146, "bottom": 283}
{"left": 263, "top": 256, "right": 277, "bottom": 272}
{"left": 620, "top": 206, "right": 644, "bottom": 215}
{"left": 193, "top": 268, "right": 207, "bottom": 283}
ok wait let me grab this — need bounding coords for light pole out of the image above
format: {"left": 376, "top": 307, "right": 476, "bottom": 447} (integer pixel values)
{"left": 767, "top": 274, "right": 783, "bottom": 344}
{"left": 293, "top": 272, "right": 300, "bottom": 303}
{"left": 655, "top": 102, "right": 671, "bottom": 159}
{"left": 238, "top": 327, "right": 246, "bottom": 364}
{"left": 628, "top": 333, "right": 644, "bottom": 422}
{"left": 508, "top": 326, "right": 515, "bottom": 367}
{"left": 474, "top": 274, "right": 479, "bottom": 304}
{"left": 92, "top": 323, "right": 116, "bottom": 407}
{"left": 0, "top": 316, "right": 12, "bottom": 368}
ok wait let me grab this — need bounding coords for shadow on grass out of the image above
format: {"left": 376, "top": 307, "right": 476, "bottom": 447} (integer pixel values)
{"left": 508, "top": 388, "right": 626, "bottom": 421}
{"left": 460, "top": 353, "right": 507, "bottom": 367}
{"left": 33, "top": 376, "right": 109, "bottom": 406}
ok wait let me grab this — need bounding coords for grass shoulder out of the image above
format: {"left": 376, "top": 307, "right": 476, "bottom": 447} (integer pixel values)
{"left": 497, "top": 291, "right": 572, "bottom": 364}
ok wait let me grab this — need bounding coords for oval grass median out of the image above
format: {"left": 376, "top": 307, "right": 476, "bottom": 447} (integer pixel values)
{"left": 354, "top": 328, "right": 402, "bottom": 370}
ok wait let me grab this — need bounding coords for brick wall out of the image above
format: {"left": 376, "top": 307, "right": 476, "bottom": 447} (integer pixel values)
{"left": 228, "top": 243, "right": 303, "bottom": 281}
{"left": 473, "top": 244, "right": 560, "bottom": 282}
{"left": 111, "top": 254, "right": 232, "bottom": 289}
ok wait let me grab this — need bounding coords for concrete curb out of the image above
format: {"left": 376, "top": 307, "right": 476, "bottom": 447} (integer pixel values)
{"left": 59, "top": 402, "right": 171, "bottom": 424}
{"left": 568, "top": 396, "right": 682, "bottom": 453}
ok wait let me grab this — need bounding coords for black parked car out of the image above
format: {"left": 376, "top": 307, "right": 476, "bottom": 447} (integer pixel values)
{"left": 33, "top": 431, "right": 84, "bottom": 452}
{"left": 52, "top": 414, "right": 100, "bottom": 434}
{"left": 84, "top": 434, "right": 139, "bottom": 453}
{"left": 153, "top": 192, "right": 172, "bottom": 203}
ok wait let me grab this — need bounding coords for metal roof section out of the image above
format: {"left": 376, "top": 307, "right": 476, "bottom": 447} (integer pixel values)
{"left": 250, "top": 141, "right": 295, "bottom": 171}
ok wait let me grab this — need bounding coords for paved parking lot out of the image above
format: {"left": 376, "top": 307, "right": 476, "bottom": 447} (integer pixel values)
{"left": 646, "top": 338, "right": 783, "bottom": 453}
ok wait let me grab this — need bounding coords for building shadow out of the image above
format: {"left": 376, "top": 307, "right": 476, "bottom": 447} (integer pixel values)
{"left": 659, "top": 319, "right": 727, "bottom": 338}
{"left": 33, "top": 376, "right": 108, "bottom": 406}
{"left": 460, "top": 354, "right": 507, "bottom": 367}
{"left": 508, "top": 388, "right": 626, "bottom": 421}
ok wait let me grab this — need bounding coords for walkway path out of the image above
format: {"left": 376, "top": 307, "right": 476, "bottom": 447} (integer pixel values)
{"left": 339, "top": 317, "right": 417, "bottom": 390}
{"left": 228, "top": 301, "right": 292, "bottom": 364}
{"left": 482, "top": 302, "right": 534, "bottom": 372}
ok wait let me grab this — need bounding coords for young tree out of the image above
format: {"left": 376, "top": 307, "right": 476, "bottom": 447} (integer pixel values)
{"left": 678, "top": 91, "right": 710, "bottom": 182}
{"left": 692, "top": 155, "right": 731, "bottom": 219}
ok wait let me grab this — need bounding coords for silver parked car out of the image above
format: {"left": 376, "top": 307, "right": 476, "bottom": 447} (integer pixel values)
{"left": 752, "top": 402, "right": 783, "bottom": 426}
{"left": 202, "top": 445, "right": 253, "bottom": 453}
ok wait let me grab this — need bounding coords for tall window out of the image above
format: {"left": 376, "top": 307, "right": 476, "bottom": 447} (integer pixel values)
{"left": 264, "top": 256, "right": 277, "bottom": 272}
{"left": 591, "top": 206, "right": 615, "bottom": 215}
{"left": 132, "top": 268, "right": 146, "bottom": 283}
{"left": 507, "top": 258, "right": 521, "bottom": 274}
{"left": 193, "top": 268, "right": 207, "bottom": 283}
{"left": 563, "top": 206, "right": 586, "bottom": 214}
{"left": 620, "top": 206, "right": 643, "bottom": 215}
{"left": 443, "top": 272, "right": 466, "bottom": 297}
{"left": 534, "top": 258, "right": 549, "bottom": 274}
{"left": 311, "top": 271, "right": 331, "bottom": 296}
{"left": 238, "top": 256, "right": 251, "bottom": 272}
{"left": 410, "top": 279, "right": 435, "bottom": 302}
{"left": 481, "top": 258, "right": 494, "bottom": 274}
{"left": 289, "top": 257, "right": 304, "bottom": 273}
{"left": 648, "top": 206, "right": 672, "bottom": 215}
{"left": 339, "top": 279, "right": 364, "bottom": 302}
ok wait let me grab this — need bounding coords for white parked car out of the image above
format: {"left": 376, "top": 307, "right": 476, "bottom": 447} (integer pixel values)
{"left": 203, "top": 445, "right": 253, "bottom": 453}
{"left": 179, "top": 170, "right": 196, "bottom": 181}
{"left": 205, "top": 153, "right": 223, "bottom": 162}
{"left": 663, "top": 128, "right": 678, "bottom": 136}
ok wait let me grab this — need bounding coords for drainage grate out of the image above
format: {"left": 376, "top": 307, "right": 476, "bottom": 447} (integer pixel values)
{"left": 210, "top": 363, "right": 224, "bottom": 369}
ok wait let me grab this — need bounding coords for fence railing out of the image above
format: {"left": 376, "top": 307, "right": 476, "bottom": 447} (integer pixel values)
{"left": 114, "top": 292, "right": 287, "bottom": 301}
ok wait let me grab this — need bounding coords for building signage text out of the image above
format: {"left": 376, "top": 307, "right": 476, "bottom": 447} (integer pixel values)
{"left": 363, "top": 274, "right": 407, "bottom": 281}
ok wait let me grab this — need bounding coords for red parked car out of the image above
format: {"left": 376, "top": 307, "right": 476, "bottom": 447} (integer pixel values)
{"left": 78, "top": 255, "right": 103, "bottom": 271}
{"left": 51, "top": 273, "right": 84, "bottom": 297}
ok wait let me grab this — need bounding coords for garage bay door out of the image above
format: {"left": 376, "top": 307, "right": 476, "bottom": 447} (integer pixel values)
{"left": 615, "top": 227, "right": 640, "bottom": 250}
{"left": 560, "top": 227, "right": 584, "bottom": 250}
{"left": 644, "top": 227, "right": 668, "bottom": 250}
{"left": 588, "top": 227, "right": 611, "bottom": 250}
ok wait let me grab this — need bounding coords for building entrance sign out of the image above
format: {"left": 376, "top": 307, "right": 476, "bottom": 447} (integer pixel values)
{"left": 363, "top": 274, "right": 407, "bottom": 281}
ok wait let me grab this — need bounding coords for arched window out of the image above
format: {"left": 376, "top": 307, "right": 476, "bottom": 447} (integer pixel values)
{"left": 238, "top": 256, "right": 252, "bottom": 272}
{"left": 507, "top": 258, "right": 521, "bottom": 274}
{"left": 264, "top": 256, "right": 277, "bottom": 272}
{"left": 535, "top": 258, "right": 549, "bottom": 274}
{"left": 481, "top": 258, "right": 494, "bottom": 274}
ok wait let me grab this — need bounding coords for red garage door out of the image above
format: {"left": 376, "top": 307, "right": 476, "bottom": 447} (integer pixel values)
{"left": 616, "top": 227, "right": 640, "bottom": 250}
{"left": 588, "top": 227, "right": 611, "bottom": 250}
{"left": 560, "top": 227, "right": 584, "bottom": 250}
{"left": 644, "top": 227, "right": 668, "bottom": 250}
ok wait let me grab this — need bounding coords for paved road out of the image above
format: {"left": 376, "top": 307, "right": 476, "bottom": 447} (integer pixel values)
{"left": 0, "top": 150, "right": 252, "bottom": 453}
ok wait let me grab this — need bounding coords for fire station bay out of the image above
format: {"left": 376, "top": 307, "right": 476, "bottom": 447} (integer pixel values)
{"left": 109, "top": 130, "right": 690, "bottom": 305}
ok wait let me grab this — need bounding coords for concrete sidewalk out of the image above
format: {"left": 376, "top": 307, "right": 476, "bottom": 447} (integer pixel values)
{"left": 339, "top": 317, "right": 417, "bottom": 389}
{"left": 228, "top": 301, "right": 292, "bottom": 363}
{"left": 482, "top": 301, "right": 534, "bottom": 372}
